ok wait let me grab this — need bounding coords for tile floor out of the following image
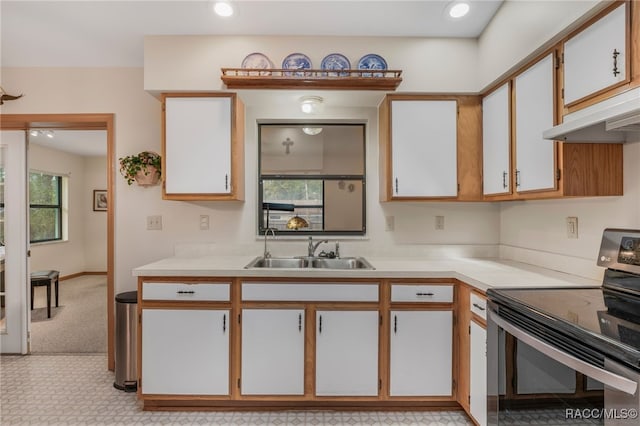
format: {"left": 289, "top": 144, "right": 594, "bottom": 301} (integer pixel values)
{"left": 0, "top": 354, "right": 473, "bottom": 425}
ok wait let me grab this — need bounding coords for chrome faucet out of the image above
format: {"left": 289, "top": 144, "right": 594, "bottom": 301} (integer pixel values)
{"left": 308, "top": 236, "right": 328, "bottom": 257}
{"left": 263, "top": 228, "right": 276, "bottom": 258}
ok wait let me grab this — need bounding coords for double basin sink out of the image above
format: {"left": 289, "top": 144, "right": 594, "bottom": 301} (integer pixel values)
{"left": 245, "top": 256, "right": 375, "bottom": 270}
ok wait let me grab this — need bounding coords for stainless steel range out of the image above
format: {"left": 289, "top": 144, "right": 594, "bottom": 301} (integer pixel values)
{"left": 487, "top": 228, "right": 640, "bottom": 425}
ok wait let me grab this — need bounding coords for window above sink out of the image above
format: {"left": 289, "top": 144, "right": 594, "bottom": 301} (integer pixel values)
{"left": 258, "top": 123, "right": 366, "bottom": 236}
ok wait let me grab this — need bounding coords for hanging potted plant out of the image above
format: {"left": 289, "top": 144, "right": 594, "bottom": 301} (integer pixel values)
{"left": 118, "top": 151, "right": 161, "bottom": 186}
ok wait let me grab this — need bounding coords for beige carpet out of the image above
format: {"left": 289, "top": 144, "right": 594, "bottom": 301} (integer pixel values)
{"left": 30, "top": 275, "right": 107, "bottom": 353}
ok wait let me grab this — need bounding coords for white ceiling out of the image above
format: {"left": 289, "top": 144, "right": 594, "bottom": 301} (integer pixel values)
{"left": 3, "top": 0, "right": 504, "bottom": 156}
{"left": 0, "top": 0, "right": 504, "bottom": 67}
{"left": 29, "top": 130, "right": 107, "bottom": 157}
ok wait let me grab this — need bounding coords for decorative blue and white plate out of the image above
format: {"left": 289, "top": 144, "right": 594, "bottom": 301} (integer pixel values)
{"left": 357, "top": 53, "right": 387, "bottom": 77}
{"left": 241, "top": 52, "right": 273, "bottom": 75}
{"left": 282, "top": 53, "right": 312, "bottom": 76}
{"left": 321, "top": 53, "right": 351, "bottom": 76}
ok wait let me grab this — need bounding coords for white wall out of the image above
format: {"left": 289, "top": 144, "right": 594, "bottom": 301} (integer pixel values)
{"left": 145, "top": 35, "right": 479, "bottom": 93}
{"left": 499, "top": 137, "right": 640, "bottom": 281}
{"left": 83, "top": 156, "right": 108, "bottom": 272}
{"left": 478, "top": 0, "right": 603, "bottom": 90}
{"left": 28, "top": 145, "right": 107, "bottom": 275}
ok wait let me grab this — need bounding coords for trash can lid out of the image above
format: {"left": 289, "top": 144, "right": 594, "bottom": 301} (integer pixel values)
{"left": 115, "top": 290, "right": 138, "bottom": 304}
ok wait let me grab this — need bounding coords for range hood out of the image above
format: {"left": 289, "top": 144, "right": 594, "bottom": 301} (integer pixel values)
{"left": 543, "top": 88, "right": 640, "bottom": 143}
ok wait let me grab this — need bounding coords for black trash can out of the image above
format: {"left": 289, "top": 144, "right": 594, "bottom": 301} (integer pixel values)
{"left": 114, "top": 290, "right": 138, "bottom": 392}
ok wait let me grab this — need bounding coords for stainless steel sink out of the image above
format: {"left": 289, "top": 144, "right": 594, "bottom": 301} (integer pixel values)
{"left": 245, "top": 257, "right": 309, "bottom": 268}
{"left": 309, "top": 257, "right": 375, "bottom": 270}
{"left": 244, "top": 256, "right": 374, "bottom": 270}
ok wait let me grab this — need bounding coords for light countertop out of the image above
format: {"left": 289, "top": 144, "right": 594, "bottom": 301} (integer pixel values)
{"left": 132, "top": 255, "right": 601, "bottom": 292}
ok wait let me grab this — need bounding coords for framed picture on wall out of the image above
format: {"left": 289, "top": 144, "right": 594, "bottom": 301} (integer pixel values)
{"left": 93, "top": 190, "right": 107, "bottom": 212}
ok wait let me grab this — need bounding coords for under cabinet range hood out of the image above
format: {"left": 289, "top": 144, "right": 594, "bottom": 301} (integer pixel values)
{"left": 543, "top": 88, "right": 640, "bottom": 143}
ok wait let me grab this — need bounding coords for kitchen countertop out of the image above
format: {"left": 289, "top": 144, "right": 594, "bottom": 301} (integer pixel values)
{"left": 132, "top": 255, "right": 601, "bottom": 292}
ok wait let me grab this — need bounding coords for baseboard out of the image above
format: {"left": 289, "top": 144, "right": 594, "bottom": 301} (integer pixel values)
{"left": 60, "top": 271, "right": 107, "bottom": 281}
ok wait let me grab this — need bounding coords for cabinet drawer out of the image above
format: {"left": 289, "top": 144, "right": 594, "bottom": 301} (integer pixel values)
{"left": 242, "top": 283, "right": 378, "bottom": 302}
{"left": 391, "top": 284, "right": 453, "bottom": 303}
{"left": 470, "top": 292, "right": 487, "bottom": 320}
{"left": 142, "top": 282, "right": 230, "bottom": 301}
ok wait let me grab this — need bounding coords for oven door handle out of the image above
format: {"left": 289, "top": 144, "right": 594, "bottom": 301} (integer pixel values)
{"left": 489, "top": 310, "right": 638, "bottom": 395}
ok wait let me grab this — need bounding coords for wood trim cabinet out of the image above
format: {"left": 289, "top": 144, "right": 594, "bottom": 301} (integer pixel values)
{"left": 162, "top": 93, "right": 245, "bottom": 201}
{"left": 560, "top": 1, "right": 639, "bottom": 115}
{"left": 482, "top": 51, "right": 623, "bottom": 201}
{"left": 457, "top": 283, "right": 488, "bottom": 426}
{"left": 379, "top": 94, "right": 482, "bottom": 202}
{"left": 137, "top": 277, "right": 461, "bottom": 410}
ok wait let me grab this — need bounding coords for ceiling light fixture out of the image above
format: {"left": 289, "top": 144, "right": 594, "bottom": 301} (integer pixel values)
{"left": 213, "top": 0, "right": 234, "bottom": 17}
{"left": 302, "top": 127, "right": 323, "bottom": 136}
{"left": 300, "top": 96, "right": 323, "bottom": 114}
{"left": 449, "top": 2, "right": 470, "bottom": 18}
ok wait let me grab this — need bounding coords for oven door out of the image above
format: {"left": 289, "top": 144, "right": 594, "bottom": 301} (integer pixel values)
{"left": 487, "top": 307, "right": 639, "bottom": 426}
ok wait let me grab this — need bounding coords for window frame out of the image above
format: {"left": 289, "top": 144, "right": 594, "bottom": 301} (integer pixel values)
{"left": 257, "top": 122, "right": 367, "bottom": 236}
{"left": 29, "top": 172, "right": 63, "bottom": 244}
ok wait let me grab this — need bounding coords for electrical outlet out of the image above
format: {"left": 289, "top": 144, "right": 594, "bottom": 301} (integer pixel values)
{"left": 566, "top": 216, "right": 578, "bottom": 239}
{"left": 200, "top": 215, "right": 210, "bottom": 230}
{"left": 435, "top": 215, "right": 445, "bottom": 230}
{"left": 146, "top": 215, "right": 162, "bottom": 231}
{"left": 385, "top": 216, "right": 395, "bottom": 231}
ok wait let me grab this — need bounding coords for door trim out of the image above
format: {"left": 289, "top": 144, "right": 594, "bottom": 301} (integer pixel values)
{"left": 0, "top": 113, "right": 116, "bottom": 370}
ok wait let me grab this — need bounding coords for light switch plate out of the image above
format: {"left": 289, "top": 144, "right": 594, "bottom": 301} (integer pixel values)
{"left": 200, "top": 215, "right": 210, "bottom": 230}
{"left": 566, "top": 216, "right": 578, "bottom": 239}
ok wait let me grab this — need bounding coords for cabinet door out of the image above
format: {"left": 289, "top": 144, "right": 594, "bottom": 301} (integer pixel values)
{"left": 241, "top": 309, "right": 305, "bottom": 395}
{"left": 482, "top": 83, "right": 511, "bottom": 196}
{"left": 470, "top": 321, "right": 487, "bottom": 426}
{"left": 564, "top": 4, "right": 627, "bottom": 105}
{"left": 514, "top": 54, "right": 556, "bottom": 193}
{"left": 390, "top": 310, "right": 452, "bottom": 396}
{"left": 390, "top": 100, "right": 458, "bottom": 197}
{"left": 164, "top": 96, "right": 232, "bottom": 195}
{"left": 141, "top": 309, "right": 229, "bottom": 395}
{"left": 315, "top": 310, "right": 379, "bottom": 396}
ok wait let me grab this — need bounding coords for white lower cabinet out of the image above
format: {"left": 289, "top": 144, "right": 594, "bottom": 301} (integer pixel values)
{"left": 141, "top": 309, "right": 229, "bottom": 395}
{"left": 241, "top": 309, "right": 305, "bottom": 395}
{"left": 315, "top": 310, "right": 379, "bottom": 396}
{"left": 470, "top": 320, "right": 487, "bottom": 426}
{"left": 390, "top": 310, "right": 453, "bottom": 396}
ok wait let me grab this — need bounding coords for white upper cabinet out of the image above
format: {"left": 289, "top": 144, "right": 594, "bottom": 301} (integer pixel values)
{"left": 514, "top": 53, "right": 556, "bottom": 193}
{"left": 163, "top": 93, "right": 244, "bottom": 201}
{"left": 390, "top": 100, "right": 458, "bottom": 198}
{"left": 482, "top": 83, "right": 511, "bottom": 196}
{"left": 563, "top": 4, "right": 627, "bottom": 106}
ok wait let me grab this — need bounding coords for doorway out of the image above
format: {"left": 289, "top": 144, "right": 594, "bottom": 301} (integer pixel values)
{"left": 0, "top": 114, "right": 115, "bottom": 369}
{"left": 28, "top": 129, "right": 108, "bottom": 353}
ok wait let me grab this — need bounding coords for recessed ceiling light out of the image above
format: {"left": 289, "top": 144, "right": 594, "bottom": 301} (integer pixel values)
{"left": 213, "top": 1, "right": 234, "bottom": 17}
{"left": 449, "top": 2, "right": 470, "bottom": 19}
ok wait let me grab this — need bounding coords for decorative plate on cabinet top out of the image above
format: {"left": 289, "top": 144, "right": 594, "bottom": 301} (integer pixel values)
{"left": 357, "top": 53, "right": 387, "bottom": 77}
{"left": 241, "top": 52, "right": 274, "bottom": 75}
{"left": 321, "top": 53, "right": 351, "bottom": 76}
{"left": 282, "top": 53, "right": 312, "bottom": 76}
